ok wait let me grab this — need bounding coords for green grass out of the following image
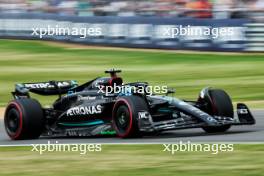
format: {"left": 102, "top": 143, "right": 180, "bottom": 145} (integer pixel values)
{"left": 0, "top": 39, "right": 264, "bottom": 107}
{"left": 0, "top": 144, "right": 263, "bottom": 176}
{"left": 0, "top": 40, "right": 264, "bottom": 175}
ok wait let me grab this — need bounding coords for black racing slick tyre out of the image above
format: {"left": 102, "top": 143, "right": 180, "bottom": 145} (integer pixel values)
{"left": 4, "top": 98, "right": 45, "bottom": 140}
{"left": 202, "top": 89, "right": 234, "bottom": 133}
{"left": 112, "top": 96, "right": 149, "bottom": 138}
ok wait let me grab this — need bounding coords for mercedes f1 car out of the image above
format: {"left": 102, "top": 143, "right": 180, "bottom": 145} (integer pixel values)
{"left": 4, "top": 69, "right": 255, "bottom": 140}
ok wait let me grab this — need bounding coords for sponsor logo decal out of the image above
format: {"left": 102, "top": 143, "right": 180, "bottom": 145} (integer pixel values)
{"left": 238, "top": 108, "right": 248, "bottom": 114}
{"left": 138, "top": 111, "right": 150, "bottom": 119}
{"left": 100, "top": 130, "right": 116, "bottom": 135}
{"left": 24, "top": 81, "right": 70, "bottom": 89}
{"left": 67, "top": 105, "right": 102, "bottom": 116}
{"left": 77, "top": 95, "right": 96, "bottom": 101}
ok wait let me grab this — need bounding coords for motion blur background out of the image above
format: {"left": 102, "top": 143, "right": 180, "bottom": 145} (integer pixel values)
{"left": 0, "top": 0, "right": 263, "bottom": 52}
{"left": 0, "top": 0, "right": 263, "bottom": 20}
{"left": 0, "top": 4, "right": 263, "bottom": 175}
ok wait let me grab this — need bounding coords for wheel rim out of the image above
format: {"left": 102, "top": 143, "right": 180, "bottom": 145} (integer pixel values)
{"left": 115, "top": 105, "right": 131, "bottom": 134}
{"left": 5, "top": 108, "right": 20, "bottom": 135}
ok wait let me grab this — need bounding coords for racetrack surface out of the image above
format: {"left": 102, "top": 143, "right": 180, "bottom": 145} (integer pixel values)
{"left": 0, "top": 110, "right": 263, "bottom": 145}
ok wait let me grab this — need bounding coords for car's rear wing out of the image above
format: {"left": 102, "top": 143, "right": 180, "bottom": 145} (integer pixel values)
{"left": 13, "top": 80, "right": 78, "bottom": 98}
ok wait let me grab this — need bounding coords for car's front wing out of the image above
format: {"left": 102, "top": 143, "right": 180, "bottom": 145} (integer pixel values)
{"left": 138, "top": 103, "right": 255, "bottom": 132}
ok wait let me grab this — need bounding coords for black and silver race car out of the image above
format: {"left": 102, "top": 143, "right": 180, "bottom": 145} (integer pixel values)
{"left": 4, "top": 69, "right": 255, "bottom": 140}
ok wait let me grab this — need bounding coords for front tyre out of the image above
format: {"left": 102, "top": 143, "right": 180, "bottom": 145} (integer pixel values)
{"left": 112, "top": 96, "right": 149, "bottom": 138}
{"left": 200, "top": 89, "right": 234, "bottom": 133}
{"left": 4, "top": 99, "right": 45, "bottom": 140}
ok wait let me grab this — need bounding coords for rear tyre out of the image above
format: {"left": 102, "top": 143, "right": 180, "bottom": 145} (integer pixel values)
{"left": 201, "top": 89, "right": 234, "bottom": 133}
{"left": 4, "top": 99, "right": 45, "bottom": 140}
{"left": 112, "top": 96, "right": 149, "bottom": 138}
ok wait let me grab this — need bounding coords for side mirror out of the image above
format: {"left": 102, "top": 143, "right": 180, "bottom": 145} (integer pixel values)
{"left": 166, "top": 88, "right": 175, "bottom": 96}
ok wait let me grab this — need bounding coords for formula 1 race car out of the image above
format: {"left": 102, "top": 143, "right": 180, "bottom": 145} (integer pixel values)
{"left": 4, "top": 69, "right": 255, "bottom": 140}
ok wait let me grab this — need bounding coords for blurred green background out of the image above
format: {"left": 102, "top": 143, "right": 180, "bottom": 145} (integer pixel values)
{"left": 0, "top": 40, "right": 264, "bottom": 176}
{"left": 0, "top": 144, "right": 263, "bottom": 176}
{"left": 0, "top": 39, "right": 264, "bottom": 107}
